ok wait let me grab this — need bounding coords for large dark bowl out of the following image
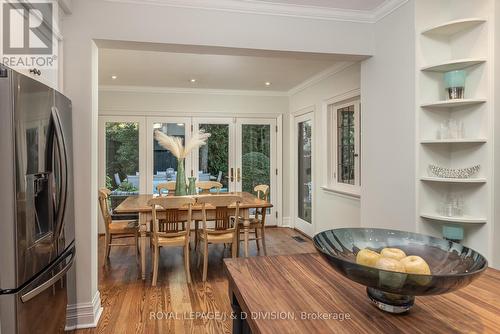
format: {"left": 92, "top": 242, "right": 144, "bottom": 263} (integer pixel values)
{"left": 313, "top": 228, "right": 488, "bottom": 313}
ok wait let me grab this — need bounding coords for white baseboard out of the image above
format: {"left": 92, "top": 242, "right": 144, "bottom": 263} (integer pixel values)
{"left": 65, "top": 290, "right": 103, "bottom": 331}
{"left": 282, "top": 217, "right": 292, "bottom": 228}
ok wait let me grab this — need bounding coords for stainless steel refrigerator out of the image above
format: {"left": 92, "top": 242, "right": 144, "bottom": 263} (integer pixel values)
{"left": 0, "top": 65, "right": 76, "bottom": 333}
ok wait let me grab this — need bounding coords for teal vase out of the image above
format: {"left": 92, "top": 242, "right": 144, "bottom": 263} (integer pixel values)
{"left": 175, "top": 158, "right": 187, "bottom": 196}
{"left": 187, "top": 177, "right": 197, "bottom": 195}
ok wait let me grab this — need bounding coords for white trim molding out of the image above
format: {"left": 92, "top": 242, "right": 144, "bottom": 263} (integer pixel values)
{"left": 288, "top": 62, "right": 356, "bottom": 97}
{"left": 104, "top": 0, "right": 408, "bottom": 23}
{"left": 282, "top": 217, "right": 292, "bottom": 228}
{"left": 65, "top": 291, "right": 103, "bottom": 330}
{"left": 99, "top": 85, "right": 288, "bottom": 97}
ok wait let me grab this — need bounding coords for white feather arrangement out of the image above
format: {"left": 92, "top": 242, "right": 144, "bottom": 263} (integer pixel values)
{"left": 154, "top": 130, "right": 211, "bottom": 159}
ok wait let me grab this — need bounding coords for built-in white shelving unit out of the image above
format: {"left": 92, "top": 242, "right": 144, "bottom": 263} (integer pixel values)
{"left": 420, "top": 138, "right": 487, "bottom": 144}
{"left": 420, "top": 99, "right": 486, "bottom": 108}
{"left": 421, "top": 58, "right": 486, "bottom": 72}
{"left": 420, "top": 177, "right": 487, "bottom": 183}
{"left": 420, "top": 214, "right": 487, "bottom": 224}
{"left": 415, "top": 0, "right": 493, "bottom": 259}
{"left": 421, "top": 18, "right": 486, "bottom": 36}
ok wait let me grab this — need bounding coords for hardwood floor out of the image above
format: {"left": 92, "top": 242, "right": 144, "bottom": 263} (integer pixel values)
{"left": 73, "top": 227, "right": 314, "bottom": 334}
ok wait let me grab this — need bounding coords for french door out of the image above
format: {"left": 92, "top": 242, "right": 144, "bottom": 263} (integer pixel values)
{"left": 294, "top": 112, "right": 314, "bottom": 236}
{"left": 99, "top": 116, "right": 279, "bottom": 225}
{"left": 193, "top": 118, "right": 277, "bottom": 225}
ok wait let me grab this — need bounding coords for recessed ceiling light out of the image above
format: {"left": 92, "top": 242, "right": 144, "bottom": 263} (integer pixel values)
{"left": 190, "top": 78, "right": 197, "bottom": 83}
{"left": 111, "top": 75, "right": 118, "bottom": 80}
{"left": 177, "top": 123, "right": 184, "bottom": 127}
{"left": 265, "top": 82, "right": 271, "bottom": 86}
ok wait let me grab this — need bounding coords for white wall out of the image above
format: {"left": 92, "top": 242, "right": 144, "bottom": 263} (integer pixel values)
{"left": 99, "top": 88, "right": 288, "bottom": 116}
{"left": 360, "top": 1, "right": 416, "bottom": 231}
{"left": 493, "top": 0, "right": 500, "bottom": 268}
{"left": 62, "top": 0, "right": 374, "bottom": 327}
{"left": 288, "top": 63, "right": 362, "bottom": 233}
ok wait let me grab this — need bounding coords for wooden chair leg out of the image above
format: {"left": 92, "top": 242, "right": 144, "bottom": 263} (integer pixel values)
{"left": 255, "top": 228, "right": 260, "bottom": 251}
{"left": 261, "top": 226, "right": 267, "bottom": 256}
{"left": 104, "top": 233, "right": 111, "bottom": 264}
{"left": 202, "top": 240, "right": 209, "bottom": 282}
{"left": 194, "top": 222, "right": 199, "bottom": 251}
{"left": 184, "top": 243, "right": 191, "bottom": 284}
{"left": 152, "top": 245, "right": 159, "bottom": 286}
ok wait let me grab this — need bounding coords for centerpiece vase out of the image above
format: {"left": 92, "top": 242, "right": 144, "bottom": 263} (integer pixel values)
{"left": 175, "top": 158, "right": 187, "bottom": 196}
{"left": 187, "top": 177, "right": 197, "bottom": 195}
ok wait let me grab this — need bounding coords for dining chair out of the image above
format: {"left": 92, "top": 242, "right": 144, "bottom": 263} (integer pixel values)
{"left": 193, "top": 181, "right": 223, "bottom": 249}
{"left": 239, "top": 184, "right": 269, "bottom": 255}
{"left": 196, "top": 181, "right": 223, "bottom": 194}
{"left": 148, "top": 196, "right": 196, "bottom": 286}
{"left": 98, "top": 188, "right": 139, "bottom": 264}
{"left": 197, "top": 195, "right": 242, "bottom": 281}
{"left": 157, "top": 181, "right": 176, "bottom": 196}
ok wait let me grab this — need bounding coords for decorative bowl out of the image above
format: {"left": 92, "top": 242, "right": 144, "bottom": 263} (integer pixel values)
{"left": 428, "top": 164, "right": 480, "bottom": 179}
{"left": 313, "top": 228, "right": 487, "bottom": 313}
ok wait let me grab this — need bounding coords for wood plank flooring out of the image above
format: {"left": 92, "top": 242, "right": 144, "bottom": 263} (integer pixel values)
{"left": 72, "top": 228, "right": 315, "bottom": 334}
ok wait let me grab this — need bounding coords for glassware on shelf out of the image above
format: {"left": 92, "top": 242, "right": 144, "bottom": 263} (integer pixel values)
{"left": 438, "top": 193, "right": 465, "bottom": 217}
{"left": 444, "top": 70, "right": 466, "bottom": 100}
{"left": 436, "top": 119, "right": 465, "bottom": 140}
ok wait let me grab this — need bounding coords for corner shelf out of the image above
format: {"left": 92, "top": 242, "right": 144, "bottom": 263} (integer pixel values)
{"left": 421, "top": 18, "right": 486, "bottom": 36}
{"left": 420, "top": 177, "right": 486, "bottom": 184}
{"left": 421, "top": 58, "right": 486, "bottom": 72}
{"left": 420, "top": 98, "right": 486, "bottom": 108}
{"left": 420, "top": 213, "right": 486, "bottom": 224}
{"left": 420, "top": 138, "right": 487, "bottom": 144}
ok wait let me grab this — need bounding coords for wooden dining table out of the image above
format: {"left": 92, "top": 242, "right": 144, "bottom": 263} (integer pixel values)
{"left": 114, "top": 192, "right": 273, "bottom": 280}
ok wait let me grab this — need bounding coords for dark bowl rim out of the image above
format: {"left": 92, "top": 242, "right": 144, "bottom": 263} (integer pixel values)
{"left": 313, "top": 227, "right": 489, "bottom": 278}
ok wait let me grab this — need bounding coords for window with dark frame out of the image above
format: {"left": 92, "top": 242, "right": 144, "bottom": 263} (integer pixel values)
{"left": 337, "top": 104, "right": 356, "bottom": 185}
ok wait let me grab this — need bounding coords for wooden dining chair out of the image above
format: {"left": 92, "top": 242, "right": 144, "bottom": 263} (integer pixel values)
{"left": 98, "top": 188, "right": 139, "bottom": 264}
{"left": 239, "top": 184, "right": 269, "bottom": 255}
{"left": 148, "top": 196, "right": 196, "bottom": 286}
{"left": 197, "top": 195, "right": 242, "bottom": 281}
{"left": 193, "top": 181, "right": 223, "bottom": 249}
{"left": 157, "top": 181, "right": 176, "bottom": 196}
{"left": 196, "top": 181, "right": 223, "bottom": 194}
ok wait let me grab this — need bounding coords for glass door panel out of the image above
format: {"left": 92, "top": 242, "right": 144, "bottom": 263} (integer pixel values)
{"left": 194, "top": 119, "right": 234, "bottom": 192}
{"left": 151, "top": 122, "right": 187, "bottom": 194}
{"left": 295, "top": 112, "right": 313, "bottom": 236}
{"left": 235, "top": 119, "right": 276, "bottom": 225}
{"left": 104, "top": 121, "right": 140, "bottom": 210}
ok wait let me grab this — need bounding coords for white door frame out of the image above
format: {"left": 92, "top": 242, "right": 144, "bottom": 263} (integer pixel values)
{"left": 146, "top": 116, "right": 192, "bottom": 194}
{"left": 292, "top": 110, "right": 315, "bottom": 237}
{"left": 235, "top": 118, "right": 278, "bottom": 225}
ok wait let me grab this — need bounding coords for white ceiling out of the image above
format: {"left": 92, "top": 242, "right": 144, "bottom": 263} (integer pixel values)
{"left": 99, "top": 46, "right": 364, "bottom": 91}
{"left": 250, "top": 0, "right": 387, "bottom": 11}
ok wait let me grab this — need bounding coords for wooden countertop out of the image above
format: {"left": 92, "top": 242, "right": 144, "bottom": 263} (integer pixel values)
{"left": 224, "top": 253, "right": 500, "bottom": 334}
{"left": 114, "top": 192, "right": 272, "bottom": 214}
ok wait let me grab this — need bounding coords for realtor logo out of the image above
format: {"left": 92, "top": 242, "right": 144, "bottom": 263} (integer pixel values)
{"left": 3, "top": 2, "right": 53, "bottom": 54}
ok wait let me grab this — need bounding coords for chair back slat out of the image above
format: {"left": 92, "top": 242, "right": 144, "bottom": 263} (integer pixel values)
{"left": 254, "top": 184, "right": 270, "bottom": 202}
{"left": 148, "top": 197, "right": 195, "bottom": 242}
{"left": 196, "top": 195, "right": 242, "bottom": 233}
{"left": 196, "top": 181, "right": 222, "bottom": 194}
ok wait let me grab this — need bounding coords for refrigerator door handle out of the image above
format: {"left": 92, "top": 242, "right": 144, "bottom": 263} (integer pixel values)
{"left": 50, "top": 106, "right": 68, "bottom": 240}
{"left": 20, "top": 245, "right": 75, "bottom": 303}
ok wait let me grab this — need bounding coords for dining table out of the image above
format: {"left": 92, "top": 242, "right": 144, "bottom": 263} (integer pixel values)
{"left": 114, "top": 192, "right": 273, "bottom": 280}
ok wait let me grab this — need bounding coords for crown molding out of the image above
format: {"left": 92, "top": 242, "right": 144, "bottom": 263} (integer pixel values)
{"left": 104, "top": 0, "right": 408, "bottom": 23}
{"left": 99, "top": 85, "right": 289, "bottom": 97}
{"left": 287, "top": 61, "right": 356, "bottom": 96}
